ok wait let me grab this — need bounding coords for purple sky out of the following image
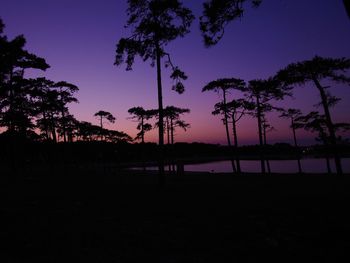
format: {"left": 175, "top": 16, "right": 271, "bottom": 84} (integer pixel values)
{"left": 1, "top": 0, "right": 350, "bottom": 145}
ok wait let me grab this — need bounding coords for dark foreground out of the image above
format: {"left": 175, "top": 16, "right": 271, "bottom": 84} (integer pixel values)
{"left": 1, "top": 171, "right": 350, "bottom": 262}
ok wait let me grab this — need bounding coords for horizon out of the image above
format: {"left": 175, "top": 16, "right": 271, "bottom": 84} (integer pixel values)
{"left": 1, "top": 0, "right": 350, "bottom": 145}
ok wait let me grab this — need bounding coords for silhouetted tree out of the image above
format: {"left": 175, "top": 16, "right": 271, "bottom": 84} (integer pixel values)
{"left": 213, "top": 98, "right": 253, "bottom": 173}
{"left": 279, "top": 108, "right": 303, "bottom": 173}
{"left": 115, "top": 0, "right": 194, "bottom": 178}
{"left": 203, "top": 78, "right": 246, "bottom": 173}
{"left": 105, "top": 129, "right": 133, "bottom": 143}
{"left": 163, "top": 106, "right": 190, "bottom": 144}
{"left": 245, "top": 78, "right": 290, "bottom": 174}
{"left": 53, "top": 81, "right": 78, "bottom": 142}
{"left": 128, "top": 106, "right": 154, "bottom": 143}
{"left": 94, "top": 110, "right": 116, "bottom": 141}
{"left": 0, "top": 22, "right": 49, "bottom": 137}
{"left": 276, "top": 56, "right": 350, "bottom": 175}
{"left": 200, "top": 1, "right": 350, "bottom": 45}
{"left": 294, "top": 112, "right": 333, "bottom": 173}
{"left": 200, "top": 0, "right": 262, "bottom": 46}
{"left": 203, "top": 78, "right": 245, "bottom": 147}
{"left": 261, "top": 114, "right": 275, "bottom": 173}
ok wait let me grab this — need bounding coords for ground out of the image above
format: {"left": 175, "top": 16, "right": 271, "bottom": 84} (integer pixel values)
{"left": 1, "top": 171, "right": 350, "bottom": 262}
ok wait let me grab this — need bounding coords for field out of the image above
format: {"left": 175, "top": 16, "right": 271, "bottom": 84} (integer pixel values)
{"left": 1, "top": 171, "right": 350, "bottom": 262}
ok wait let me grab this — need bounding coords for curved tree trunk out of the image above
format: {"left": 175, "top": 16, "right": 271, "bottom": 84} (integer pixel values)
{"left": 313, "top": 79, "right": 342, "bottom": 175}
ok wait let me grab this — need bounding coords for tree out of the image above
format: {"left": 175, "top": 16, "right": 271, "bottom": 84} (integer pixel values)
{"left": 279, "top": 108, "right": 303, "bottom": 173}
{"left": 203, "top": 78, "right": 245, "bottom": 148}
{"left": 203, "top": 78, "right": 245, "bottom": 173}
{"left": 276, "top": 56, "right": 350, "bottom": 175}
{"left": 30, "top": 77, "right": 57, "bottom": 141}
{"left": 213, "top": 98, "right": 253, "bottom": 173}
{"left": 0, "top": 22, "right": 49, "bottom": 137}
{"left": 200, "top": 1, "right": 350, "bottom": 46}
{"left": 294, "top": 112, "right": 333, "bottom": 173}
{"left": 53, "top": 81, "right": 79, "bottom": 142}
{"left": 115, "top": 0, "right": 194, "bottom": 178}
{"left": 94, "top": 110, "right": 116, "bottom": 141}
{"left": 245, "top": 78, "right": 290, "bottom": 174}
{"left": 105, "top": 129, "right": 133, "bottom": 143}
{"left": 128, "top": 106, "right": 154, "bottom": 143}
{"left": 200, "top": 0, "right": 262, "bottom": 46}
{"left": 163, "top": 106, "right": 190, "bottom": 145}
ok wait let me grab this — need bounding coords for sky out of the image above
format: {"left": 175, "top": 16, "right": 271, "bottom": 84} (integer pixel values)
{"left": 0, "top": 0, "right": 350, "bottom": 145}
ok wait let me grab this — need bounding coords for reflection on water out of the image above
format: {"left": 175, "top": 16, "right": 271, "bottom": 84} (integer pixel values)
{"left": 132, "top": 158, "right": 350, "bottom": 174}
{"left": 185, "top": 158, "right": 350, "bottom": 173}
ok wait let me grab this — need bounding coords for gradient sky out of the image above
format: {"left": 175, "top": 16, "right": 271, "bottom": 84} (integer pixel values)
{"left": 1, "top": 0, "right": 350, "bottom": 145}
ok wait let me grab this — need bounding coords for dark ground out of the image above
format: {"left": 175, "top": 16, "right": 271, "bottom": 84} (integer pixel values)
{"left": 1, "top": 171, "right": 350, "bottom": 262}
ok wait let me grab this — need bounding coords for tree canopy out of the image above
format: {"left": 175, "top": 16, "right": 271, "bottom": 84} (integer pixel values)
{"left": 200, "top": 0, "right": 262, "bottom": 46}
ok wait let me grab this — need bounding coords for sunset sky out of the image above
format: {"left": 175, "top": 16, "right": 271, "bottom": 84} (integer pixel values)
{"left": 1, "top": 0, "right": 350, "bottom": 145}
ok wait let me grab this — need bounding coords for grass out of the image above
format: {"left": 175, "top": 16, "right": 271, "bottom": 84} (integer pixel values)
{"left": 1, "top": 170, "right": 350, "bottom": 262}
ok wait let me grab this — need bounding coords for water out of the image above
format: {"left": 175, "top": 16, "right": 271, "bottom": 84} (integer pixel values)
{"left": 185, "top": 158, "right": 350, "bottom": 173}
{"left": 132, "top": 158, "right": 350, "bottom": 174}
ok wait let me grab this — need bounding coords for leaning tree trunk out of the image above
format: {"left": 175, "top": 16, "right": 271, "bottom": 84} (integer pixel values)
{"left": 313, "top": 79, "right": 342, "bottom": 175}
{"left": 256, "top": 95, "right": 266, "bottom": 174}
{"left": 156, "top": 43, "right": 165, "bottom": 182}
{"left": 291, "top": 118, "right": 302, "bottom": 174}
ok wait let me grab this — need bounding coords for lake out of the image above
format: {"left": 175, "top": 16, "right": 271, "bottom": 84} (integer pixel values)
{"left": 133, "top": 158, "right": 350, "bottom": 174}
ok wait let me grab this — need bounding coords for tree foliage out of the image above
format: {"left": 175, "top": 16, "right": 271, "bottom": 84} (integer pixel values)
{"left": 115, "top": 0, "right": 194, "bottom": 91}
{"left": 128, "top": 106, "right": 154, "bottom": 143}
{"left": 200, "top": 0, "right": 262, "bottom": 46}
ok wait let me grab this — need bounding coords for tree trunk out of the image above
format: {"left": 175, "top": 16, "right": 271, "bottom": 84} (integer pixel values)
{"left": 232, "top": 116, "right": 241, "bottom": 173}
{"left": 156, "top": 43, "right": 165, "bottom": 182}
{"left": 166, "top": 116, "right": 170, "bottom": 145}
{"left": 141, "top": 117, "right": 145, "bottom": 144}
{"left": 41, "top": 98, "right": 50, "bottom": 141}
{"left": 8, "top": 69, "right": 15, "bottom": 133}
{"left": 50, "top": 114, "right": 57, "bottom": 143}
{"left": 256, "top": 95, "right": 266, "bottom": 174}
{"left": 263, "top": 120, "right": 271, "bottom": 174}
{"left": 59, "top": 87, "right": 67, "bottom": 143}
{"left": 291, "top": 118, "right": 302, "bottom": 174}
{"left": 222, "top": 91, "right": 231, "bottom": 147}
{"left": 223, "top": 91, "right": 236, "bottom": 173}
{"left": 170, "top": 118, "right": 174, "bottom": 145}
{"left": 313, "top": 78, "right": 342, "bottom": 175}
{"left": 100, "top": 116, "right": 103, "bottom": 141}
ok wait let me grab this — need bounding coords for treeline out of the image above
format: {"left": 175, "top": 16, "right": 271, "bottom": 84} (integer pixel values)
{"left": 0, "top": 19, "right": 131, "bottom": 143}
